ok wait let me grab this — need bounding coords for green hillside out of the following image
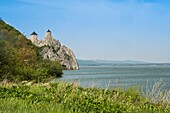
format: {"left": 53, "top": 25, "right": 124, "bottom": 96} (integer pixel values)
{"left": 0, "top": 19, "right": 63, "bottom": 82}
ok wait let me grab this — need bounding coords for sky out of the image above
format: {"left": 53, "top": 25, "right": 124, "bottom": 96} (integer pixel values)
{"left": 0, "top": 0, "right": 170, "bottom": 63}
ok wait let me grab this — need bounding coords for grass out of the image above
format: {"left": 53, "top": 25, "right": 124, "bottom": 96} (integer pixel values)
{"left": 0, "top": 81, "right": 170, "bottom": 113}
{"left": 142, "top": 79, "right": 170, "bottom": 107}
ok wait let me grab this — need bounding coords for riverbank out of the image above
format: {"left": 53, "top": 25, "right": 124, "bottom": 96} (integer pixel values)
{"left": 0, "top": 81, "right": 169, "bottom": 113}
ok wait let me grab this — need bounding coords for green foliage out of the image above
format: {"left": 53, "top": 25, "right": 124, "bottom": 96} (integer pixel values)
{"left": 0, "top": 40, "right": 17, "bottom": 79}
{"left": 39, "top": 59, "right": 63, "bottom": 77}
{"left": 12, "top": 59, "right": 63, "bottom": 82}
{"left": 0, "top": 82, "right": 169, "bottom": 113}
{"left": 0, "top": 19, "right": 63, "bottom": 82}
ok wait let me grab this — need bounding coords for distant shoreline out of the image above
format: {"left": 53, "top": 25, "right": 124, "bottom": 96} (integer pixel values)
{"left": 78, "top": 63, "right": 170, "bottom": 67}
{"left": 77, "top": 59, "right": 170, "bottom": 67}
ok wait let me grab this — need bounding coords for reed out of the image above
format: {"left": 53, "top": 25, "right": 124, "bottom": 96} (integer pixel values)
{"left": 142, "top": 79, "right": 170, "bottom": 107}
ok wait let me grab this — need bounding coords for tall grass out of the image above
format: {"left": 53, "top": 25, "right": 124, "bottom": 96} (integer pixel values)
{"left": 142, "top": 79, "right": 170, "bottom": 107}
{"left": 0, "top": 81, "right": 169, "bottom": 113}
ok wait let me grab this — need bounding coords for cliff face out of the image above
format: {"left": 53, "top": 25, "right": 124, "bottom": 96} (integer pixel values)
{"left": 30, "top": 30, "right": 79, "bottom": 70}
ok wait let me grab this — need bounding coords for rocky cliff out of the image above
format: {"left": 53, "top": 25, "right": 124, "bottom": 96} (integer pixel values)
{"left": 30, "top": 30, "right": 79, "bottom": 70}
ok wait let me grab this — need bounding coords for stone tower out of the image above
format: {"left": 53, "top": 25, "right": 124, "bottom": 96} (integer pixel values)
{"left": 30, "top": 31, "right": 38, "bottom": 43}
{"left": 45, "top": 29, "right": 51, "bottom": 37}
{"left": 45, "top": 29, "right": 52, "bottom": 41}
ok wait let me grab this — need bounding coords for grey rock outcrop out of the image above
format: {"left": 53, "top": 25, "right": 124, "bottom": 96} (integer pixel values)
{"left": 30, "top": 30, "right": 79, "bottom": 70}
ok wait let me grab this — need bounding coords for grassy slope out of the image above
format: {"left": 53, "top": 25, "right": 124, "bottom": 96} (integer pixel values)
{"left": 0, "top": 19, "right": 63, "bottom": 82}
{"left": 0, "top": 82, "right": 169, "bottom": 113}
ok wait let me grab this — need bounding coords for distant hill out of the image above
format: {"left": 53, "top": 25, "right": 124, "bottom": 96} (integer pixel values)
{"left": 77, "top": 59, "right": 170, "bottom": 66}
{"left": 77, "top": 59, "right": 149, "bottom": 66}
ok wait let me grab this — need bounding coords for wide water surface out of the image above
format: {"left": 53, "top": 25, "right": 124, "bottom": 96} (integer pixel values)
{"left": 56, "top": 66, "right": 170, "bottom": 90}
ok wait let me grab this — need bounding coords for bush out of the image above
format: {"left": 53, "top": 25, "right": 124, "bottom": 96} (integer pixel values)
{"left": 12, "top": 60, "right": 63, "bottom": 82}
{"left": 40, "top": 60, "right": 63, "bottom": 77}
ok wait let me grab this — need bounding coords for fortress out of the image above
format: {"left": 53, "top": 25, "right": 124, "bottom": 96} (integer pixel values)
{"left": 30, "top": 30, "right": 58, "bottom": 47}
{"left": 29, "top": 30, "right": 79, "bottom": 70}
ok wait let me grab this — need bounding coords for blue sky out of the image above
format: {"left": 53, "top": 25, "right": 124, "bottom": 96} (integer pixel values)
{"left": 0, "top": 0, "right": 170, "bottom": 63}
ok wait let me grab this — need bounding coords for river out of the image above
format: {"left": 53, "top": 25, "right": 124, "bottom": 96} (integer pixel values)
{"left": 56, "top": 65, "right": 170, "bottom": 90}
